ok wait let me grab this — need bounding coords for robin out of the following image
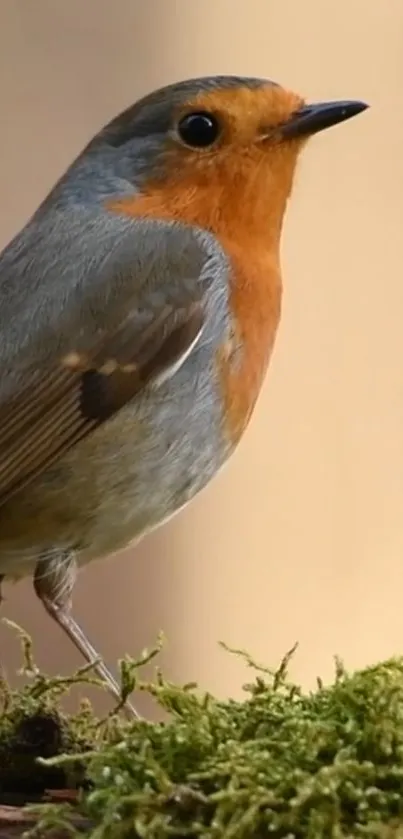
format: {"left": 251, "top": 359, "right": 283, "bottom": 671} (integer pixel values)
{"left": 0, "top": 76, "right": 367, "bottom": 716}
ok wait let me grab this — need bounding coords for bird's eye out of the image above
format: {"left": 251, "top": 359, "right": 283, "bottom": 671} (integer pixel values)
{"left": 177, "top": 111, "right": 220, "bottom": 148}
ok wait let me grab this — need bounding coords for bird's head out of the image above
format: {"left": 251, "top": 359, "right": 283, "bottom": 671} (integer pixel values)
{"left": 100, "top": 76, "right": 368, "bottom": 242}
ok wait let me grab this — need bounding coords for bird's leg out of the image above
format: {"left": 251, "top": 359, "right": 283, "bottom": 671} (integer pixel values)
{"left": 34, "top": 552, "right": 140, "bottom": 719}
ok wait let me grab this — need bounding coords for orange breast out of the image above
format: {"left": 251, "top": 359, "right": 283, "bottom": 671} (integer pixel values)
{"left": 216, "top": 234, "right": 282, "bottom": 443}
{"left": 107, "top": 186, "right": 282, "bottom": 446}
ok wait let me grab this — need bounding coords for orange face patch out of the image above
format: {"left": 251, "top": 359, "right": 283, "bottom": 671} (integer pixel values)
{"left": 176, "top": 83, "right": 304, "bottom": 145}
{"left": 107, "top": 83, "right": 305, "bottom": 444}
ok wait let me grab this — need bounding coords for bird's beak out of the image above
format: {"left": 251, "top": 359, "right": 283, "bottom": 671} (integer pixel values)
{"left": 280, "top": 99, "right": 369, "bottom": 139}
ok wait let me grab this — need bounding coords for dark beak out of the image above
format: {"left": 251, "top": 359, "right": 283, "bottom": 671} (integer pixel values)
{"left": 280, "top": 99, "right": 369, "bottom": 139}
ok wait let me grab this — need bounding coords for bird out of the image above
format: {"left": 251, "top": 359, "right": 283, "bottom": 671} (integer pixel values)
{"left": 0, "top": 75, "right": 368, "bottom": 716}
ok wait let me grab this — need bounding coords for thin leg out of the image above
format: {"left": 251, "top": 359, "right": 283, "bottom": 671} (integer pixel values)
{"left": 34, "top": 553, "right": 140, "bottom": 720}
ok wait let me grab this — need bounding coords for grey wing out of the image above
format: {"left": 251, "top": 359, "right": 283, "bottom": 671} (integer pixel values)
{"left": 0, "top": 210, "right": 219, "bottom": 507}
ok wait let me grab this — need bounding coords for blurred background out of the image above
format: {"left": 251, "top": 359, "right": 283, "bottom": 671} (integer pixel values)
{"left": 0, "top": 0, "right": 402, "bottom": 716}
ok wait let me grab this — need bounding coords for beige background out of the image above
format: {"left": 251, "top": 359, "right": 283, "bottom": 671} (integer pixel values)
{"left": 0, "top": 0, "right": 402, "bottom": 715}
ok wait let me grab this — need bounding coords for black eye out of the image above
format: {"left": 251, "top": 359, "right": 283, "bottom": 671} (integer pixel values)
{"left": 177, "top": 111, "right": 220, "bottom": 148}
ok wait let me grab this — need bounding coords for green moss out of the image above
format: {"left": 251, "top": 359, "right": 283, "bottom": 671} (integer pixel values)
{"left": 0, "top": 620, "right": 104, "bottom": 798}
{"left": 3, "top": 623, "right": 403, "bottom": 837}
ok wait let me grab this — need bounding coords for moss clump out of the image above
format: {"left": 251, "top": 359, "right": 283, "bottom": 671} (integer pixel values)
{"left": 0, "top": 620, "right": 104, "bottom": 800}
{"left": 3, "top": 625, "right": 403, "bottom": 838}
